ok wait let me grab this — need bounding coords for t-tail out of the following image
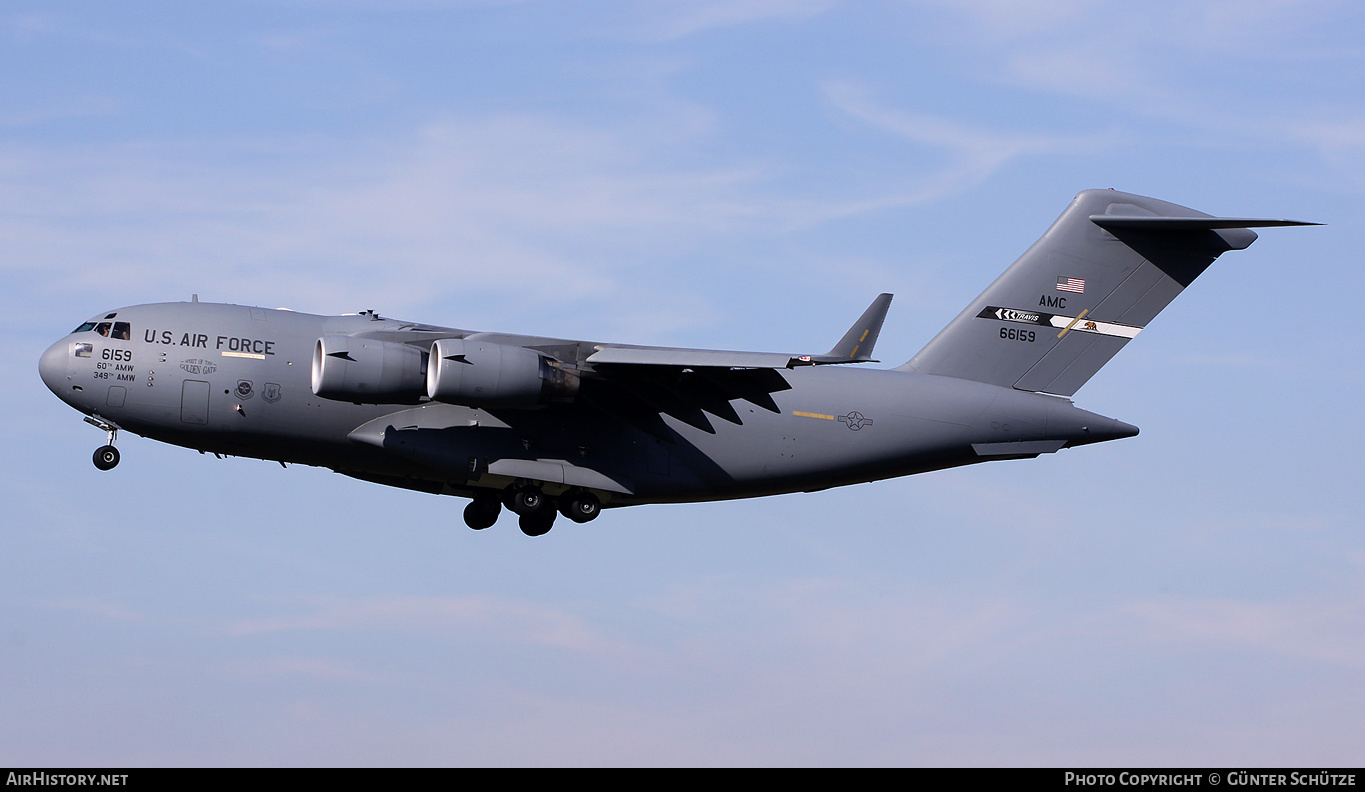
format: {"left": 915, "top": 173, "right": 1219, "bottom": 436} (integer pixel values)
{"left": 898, "top": 189, "right": 1317, "bottom": 396}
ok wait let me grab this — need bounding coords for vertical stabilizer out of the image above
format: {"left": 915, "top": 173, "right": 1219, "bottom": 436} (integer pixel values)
{"left": 898, "top": 189, "right": 1313, "bottom": 396}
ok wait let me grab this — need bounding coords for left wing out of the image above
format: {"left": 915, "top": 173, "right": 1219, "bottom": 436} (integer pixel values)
{"left": 577, "top": 294, "right": 894, "bottom": 436}
{"left": 585, "top": 293, "right": 893, "bottom": 370}
{"left": 343, "top": 295, "right": 896, "bottom": 488}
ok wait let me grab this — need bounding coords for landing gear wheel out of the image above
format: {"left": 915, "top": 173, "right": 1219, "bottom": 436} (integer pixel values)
{"left": 506, "top": 485, "right": 547, "bottom": 517}
{"left": 559, "top": 490, "right": 601, "bottom": 523}
{"left": 463, "top": 494, "right": 501, "bottom": 530}
{"left": 519, "top": 510, "right": 556, "bottom": 537}
{"left": 92, "top": 445, "right": 120, "bottom": 471}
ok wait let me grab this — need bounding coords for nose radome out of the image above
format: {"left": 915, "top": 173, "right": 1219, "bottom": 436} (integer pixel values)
{"left": 38, "top": 340, "right": 69, "bottom": 396}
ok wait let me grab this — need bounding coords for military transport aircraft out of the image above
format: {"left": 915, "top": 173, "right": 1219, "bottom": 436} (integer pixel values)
{"left": 38, "top": 190, "right": 1315, "bottom": 536}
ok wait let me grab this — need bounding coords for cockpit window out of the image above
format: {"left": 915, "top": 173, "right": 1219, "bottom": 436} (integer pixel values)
{"left": 73, "top": 342, "right": 92, "bottom": 358}
{"left": 75, "top": 319, "right": 131, "bottom": 339}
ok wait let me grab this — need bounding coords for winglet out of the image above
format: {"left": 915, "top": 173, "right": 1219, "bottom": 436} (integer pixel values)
{"left": 811, "top": 293, "right": 893, "bottom": 364}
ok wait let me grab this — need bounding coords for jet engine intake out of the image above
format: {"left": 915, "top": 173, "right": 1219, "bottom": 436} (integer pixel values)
{"left": 426, "top": 337, "right": 578, "bottom": 407}
{"left": 311, "top": 336, "right": 428, "bottom": 403}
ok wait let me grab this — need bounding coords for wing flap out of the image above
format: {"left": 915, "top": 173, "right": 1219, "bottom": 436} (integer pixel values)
{"left": 586, "top": 293, "right": 893, "bottom": 370}
{"left": 586, "top": 346, "right": 797, "bottom": 369}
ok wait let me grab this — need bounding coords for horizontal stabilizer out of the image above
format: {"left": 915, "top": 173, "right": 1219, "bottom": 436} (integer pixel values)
{"left": 1090, "top": 216, "right": 1320, "bottom": 230}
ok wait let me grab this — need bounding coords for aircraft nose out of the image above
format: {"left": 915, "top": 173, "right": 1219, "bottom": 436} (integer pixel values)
{"left": 38, "top": 339, "right": 69, "bottom": 396}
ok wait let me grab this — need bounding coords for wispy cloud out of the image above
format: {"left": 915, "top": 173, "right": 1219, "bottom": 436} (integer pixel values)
{"left": 225, "top": 655, "right": 379, "bottom": 683}
{"left": 1123, "top": 592, "right": 1365, "bottom": 667}
{"left": 912, "top": 0, "right": 1094, "bottom": 39}
{"left": 0, "top": 97, "right": 118, "bottom": 129}
{"left": 46, "top": 598, "right": 144, "bottom": 623}
{"left": 622, "top": 0, "right": 834, "bottom": 41}
{"left": 225, "top": 594, "right": 630, "bottom": 654}
{"left": 0, "top": 114, "right": 777, "bottom": 319}
{"left": 821, "top": 80, "right": 1107, "bottom": 203}
{"left": 2, "top": 103, "right": 952, "bottom": 335}
{"left": 908, "top": 0, "right": 1365, "bottom": 158}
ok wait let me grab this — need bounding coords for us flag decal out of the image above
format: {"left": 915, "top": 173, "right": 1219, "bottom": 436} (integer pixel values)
{"left": 1056, "top": 276, "right": 1086, "bottom": 294}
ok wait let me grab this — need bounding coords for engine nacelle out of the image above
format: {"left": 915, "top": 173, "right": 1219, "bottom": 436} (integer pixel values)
{"left": 311, "top": 335, "right": 427, "bottom": 403}
{"left": 426, "top": 337, "right": 577, "bottom": 407}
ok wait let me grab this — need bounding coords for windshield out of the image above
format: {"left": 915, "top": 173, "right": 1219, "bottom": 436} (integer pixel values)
{"left": 86, "top": 320, "right": 131, "bottom": 339}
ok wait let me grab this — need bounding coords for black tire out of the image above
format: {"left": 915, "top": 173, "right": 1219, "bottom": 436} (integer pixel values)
{"left": 93, "top": 445, "right": 120, "bottom": 471}
{"left": 508, "top": 486, "right": 545, "bottom": 516}
{"left": 463, "top": 497, "right": 500, "bottom": 530}
{"left": 519, "top": 510, "right": 555, "bottom": 537}
{"left": 560, "top": 491, "right": 601, "bottom": 523}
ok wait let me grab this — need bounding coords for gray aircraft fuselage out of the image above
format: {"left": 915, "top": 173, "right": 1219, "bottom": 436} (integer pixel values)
{"left": 39, "top": 300, "right": 1133, "bottom": 499}
{"left": 38, "top": 190, "right": 1313, "bottom": 535}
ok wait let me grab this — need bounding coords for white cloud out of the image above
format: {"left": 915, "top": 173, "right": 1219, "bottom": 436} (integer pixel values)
{"left": 821, "top": 80, "right": 1108, "bottom": 201}
{"left": 46, "top": 598, "right": 144, "bottom": 623}
{"left": 911, "top": 0, "right": 1095, "bottom": 39}
{"left": 226, "top": 655, "right": 379, "bottom": 682}
{"left": 899, "top": 0, "right": 1365, "bottom": 156}
{"left": 225, "top": 594, "right": 632, "bottom": 654}
{"left": 0, "top": 114, "right": 781, "bottom": 319}
{"left": 622, "top": 0, "right": 834, "bottom": 41}
{"left": 2, "top": 102, "right": 970, "bottom": 338}
{"left": 0, "top": 96, "right": 118, "bottom": 129}
{"left": 1123, "top": 592, "right": 1365, "bottom": 668}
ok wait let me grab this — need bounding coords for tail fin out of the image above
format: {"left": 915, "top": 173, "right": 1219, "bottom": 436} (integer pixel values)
{"left": 898, "top": 189, "right": 1316, "bottom": 396}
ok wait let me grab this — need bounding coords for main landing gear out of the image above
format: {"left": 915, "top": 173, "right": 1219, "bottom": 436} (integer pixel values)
{"left": 85, "top": 416, "right": 121, "bottom": 471}
{"left": 459, "top": 484, "right": 602, "bottom": 536}
{"left": 463, "top": 492, "right": 501, "bottom": 531}
{"left": 507, "top": 484, "right": 555, "bottom": 537}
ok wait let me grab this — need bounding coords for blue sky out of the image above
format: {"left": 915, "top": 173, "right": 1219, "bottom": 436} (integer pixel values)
{"left": 3, "top": 0, "right": 1364, "bottom": 766}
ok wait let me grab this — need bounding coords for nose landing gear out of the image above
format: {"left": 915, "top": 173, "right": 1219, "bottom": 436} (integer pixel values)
{"left": 84, "top": 415, "right": 122, "bottom": 471}
{"left": 93, "top": 445, "right": 120, "bottom": 471}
